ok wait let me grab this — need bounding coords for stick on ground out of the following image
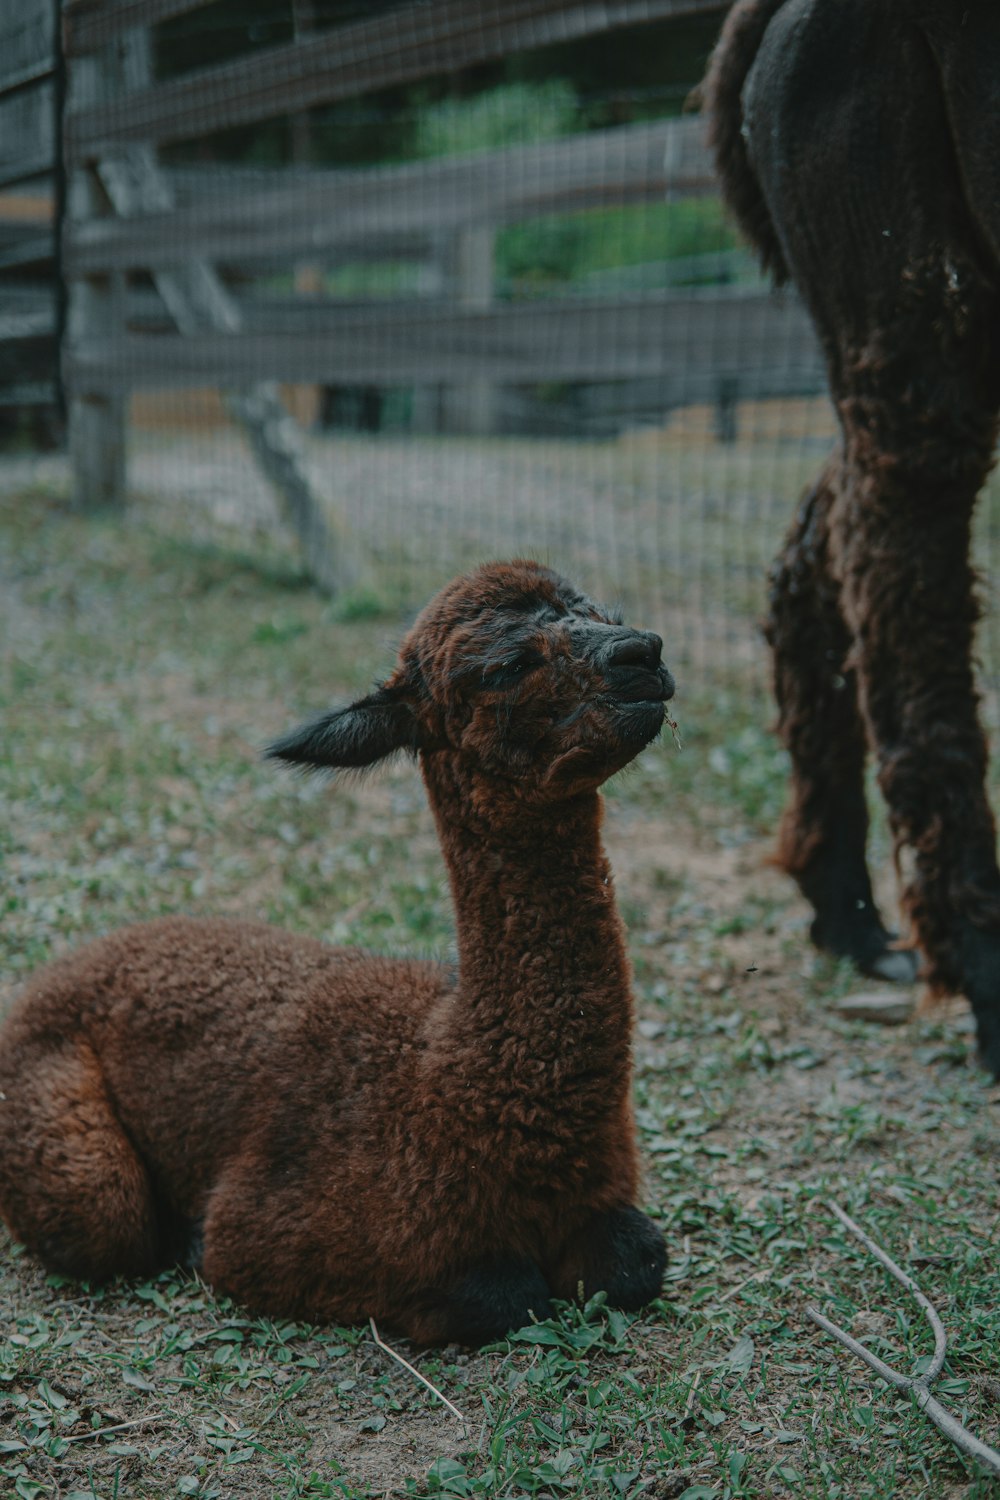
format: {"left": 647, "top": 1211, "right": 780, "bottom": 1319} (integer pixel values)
{"left": 368, "top": 1318, "right": 469, "bottom": 1428}
{"left": 806, "top": 1200, "right": 1000, "bottom": 1479}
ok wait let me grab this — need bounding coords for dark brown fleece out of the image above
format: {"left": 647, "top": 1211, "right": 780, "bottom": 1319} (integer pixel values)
{"left": 704, "top": 0, "right": 1000, "bottom": 1074}
{"left": 0, "top": 560, "right": 673, "bottom": 1342}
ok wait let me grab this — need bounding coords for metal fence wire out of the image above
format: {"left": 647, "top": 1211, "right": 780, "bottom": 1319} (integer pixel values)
{"left": 1, "top": 0, "right": 998, "bottom": 716}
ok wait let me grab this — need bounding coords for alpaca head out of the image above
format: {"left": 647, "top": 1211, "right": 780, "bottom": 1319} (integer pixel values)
{"left": 268, "top": 560, "right": 674, "bottom": 805}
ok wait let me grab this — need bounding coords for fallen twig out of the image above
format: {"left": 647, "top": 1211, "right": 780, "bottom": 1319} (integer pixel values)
{"left": 64, "top": 1415, "right": 159, "bottom": 1445}
{"left": 717, "top": 1268, "right": 770, "bottom": 1306}
{"left": 368, "top": 1317, "right": 468, "bottom": 1428}
{"left": 806, "top": 1200, "right": 1000, "bottom": 1479}
{"left": 681, "top": 1369, "right": 702, "bottom": 1424}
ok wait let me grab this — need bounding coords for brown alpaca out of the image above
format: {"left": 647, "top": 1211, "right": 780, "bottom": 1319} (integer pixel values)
{"left": 704, "top": 0, "right": 1000, "bottom": 1076}
{"left": 0, "top": 560, "right": 672, "bottom": 1344}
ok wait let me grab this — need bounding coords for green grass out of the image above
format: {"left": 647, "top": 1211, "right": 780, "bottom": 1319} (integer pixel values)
{"left": 2, "top": 474, "right": 999, "bottom": 1500}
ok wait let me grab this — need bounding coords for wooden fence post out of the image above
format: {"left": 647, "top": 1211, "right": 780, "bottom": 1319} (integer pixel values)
{"left": 410, "top": 231, "right": 449, "bottom": 434}
{"left": 65, "top": 49, "right": 126, "bottom": 509}
{"left": 94, "top": 144, "right": 364, "bottom": 596}
{"left": 63, "top": 20, "right": 362, "bottom": 594}
{"left": 442, "top": 226, "right": 497, "bottom": 436}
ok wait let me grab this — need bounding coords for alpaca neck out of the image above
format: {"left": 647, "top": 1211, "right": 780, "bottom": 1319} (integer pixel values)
{"left": 421, "top": 756, "right": 634, "bottom": 1090}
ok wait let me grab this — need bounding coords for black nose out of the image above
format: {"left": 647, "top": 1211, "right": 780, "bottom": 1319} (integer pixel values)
{"left": 608, "top": 631, "right": 662, "bottom": 671}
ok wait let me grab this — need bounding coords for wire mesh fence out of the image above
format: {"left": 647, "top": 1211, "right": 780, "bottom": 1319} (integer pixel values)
{"left": 2, "top": 0, "right": 999, "bottom": 720}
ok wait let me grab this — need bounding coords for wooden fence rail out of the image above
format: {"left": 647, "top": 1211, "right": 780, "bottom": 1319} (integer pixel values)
{"left": 66, "top": 115, "right": 715, "bottom": 274}
{"left": 41, "top": 0, "right": 833, "bottom": 589}
{"left": 0, "top": 2, "right": 57, "bottom": 189}
{"left": 0, "top": 0, "right": 59, "bottom": 414}
{"left": 67, "top": 289, "right": 822, "bottom": 392}
{"left": 64, "top": 0, "right": 725, "bottom": 157}
{"left": 63, "top": 0, "right": 725, "bottom": 57}
{"left": 0, "top": 0, "right": 55, "bottom": 93}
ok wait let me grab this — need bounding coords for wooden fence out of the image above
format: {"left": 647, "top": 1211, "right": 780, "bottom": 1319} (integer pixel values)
{"left": 4, "top": 0, "right": 832, "bottom": 588}
{"left": 69, "top": 287, "right": 819, "bottom": 397}
{"left": 0, "top": 0, "right": 60, "bottom": 418}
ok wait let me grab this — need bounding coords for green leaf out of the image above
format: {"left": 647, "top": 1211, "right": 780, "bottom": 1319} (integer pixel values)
{"left": 508, "top": 1325, "right": 564, "bottom": 1346}
{"left": 719, "top": 1334, "right": 755, "bottom": 1375}
{"left": 425, "top": 1457, "right": 471, "bottom": 1494}
{"left": 15, "top": 1479, "right": 47, "bottom": 1500}
{"left": 550, "top": 1449, "right": 578, "bottom": 1477}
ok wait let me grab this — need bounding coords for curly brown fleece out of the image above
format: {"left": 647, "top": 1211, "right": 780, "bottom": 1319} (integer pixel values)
{"left": 704, "top": 0, "right": 1000, "bottom": 1075}
{"left": 0, "top": 560, "right": 674, "bottom": 1344}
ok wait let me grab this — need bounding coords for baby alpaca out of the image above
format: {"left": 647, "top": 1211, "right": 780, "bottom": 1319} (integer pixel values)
{"left": 0, "top": 560, "right": 673, "bottom": 1344}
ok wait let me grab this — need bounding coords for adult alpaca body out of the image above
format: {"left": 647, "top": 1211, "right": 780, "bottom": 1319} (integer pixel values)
{"left": 704, "top": 0, "right": 1000, "bottom": 1074}
{"left": 0, "top": 561, "right": 671, "bottom": 1344}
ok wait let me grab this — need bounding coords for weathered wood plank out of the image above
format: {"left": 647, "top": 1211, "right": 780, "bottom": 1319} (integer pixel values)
{"left": 0, "top": 85, "right": 55, "bottom": 189}
{"left": 0, "top": 157, "right": 56, "bottom": 192}
{"left": 0, "top": 233, "right": 55, "bottom": 270}
{"left": 65, "top": 0, "right": 726, "bottom": 57}
{"left": 66, "top": 48, "right": 130, "bottom": 510}
{"left": 64, "top": 0, "right": 203, "bottom": 55}
{"left": 67, "top": 116, "right": 714, "bottom": 274}
{"left": 0, "top": 304, "right": 55, "bottom": 371}
{"left": 67, "top": 290, "right": 825, "bottom": 391}
{"left": 87, "top": 143, "right": 362, "bottom": 594}
{"left": 0, "top": 308, "right": 55, "bottom": 339}
{"left": 0, "top": 0, "right": 56, "bottom": 97}
{"left": 66, "top": 0, "right": 725, "bottom": 153}
{"left": 441, "top": 225, "right": 498, "bottom": 435}
{"left": 0, "top": 380, "right": 59, "bottom": 405}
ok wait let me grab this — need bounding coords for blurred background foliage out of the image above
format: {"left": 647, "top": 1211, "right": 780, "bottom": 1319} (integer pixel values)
{"left": 156, "top": 0, "right": 736, "bottom": 297}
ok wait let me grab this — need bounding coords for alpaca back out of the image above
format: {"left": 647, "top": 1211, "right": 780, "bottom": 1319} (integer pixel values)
{"left": 0, "top": 917, "right": 449, "bottom": 1216}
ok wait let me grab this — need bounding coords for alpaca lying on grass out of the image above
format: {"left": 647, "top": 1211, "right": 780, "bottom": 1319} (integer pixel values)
{"left": 0, "top": 560, "right": 672, "bottom": 1345}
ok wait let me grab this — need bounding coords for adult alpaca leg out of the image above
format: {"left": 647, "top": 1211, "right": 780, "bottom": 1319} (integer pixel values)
{"left": 724, "top": 0, "right": 1000, "bottom": 1070}
{"left": 766, "top": 459, "right": 916, "bottom": 981}
{"left": 831, "top": 412, "right": 1000, "bottom": 1073}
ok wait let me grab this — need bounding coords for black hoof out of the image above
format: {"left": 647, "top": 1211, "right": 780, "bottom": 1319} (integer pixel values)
{"left": 810, "top": 910, "right": 917, "bottom": 987}
{"left": 600, "top": 1207, "right": 667, "bottom": 1311}
{"left": 419, "top": 1259, "right": 553, "bottom": 1346}
{"left": 567, "top": 1206, "right": 666, "bottom": 1312}
{"left": 958, "top": 922, "right": 1000, "bottom": 1081}
{"left": 976, "top": 1013, "right": 1000, "bottom": 1081}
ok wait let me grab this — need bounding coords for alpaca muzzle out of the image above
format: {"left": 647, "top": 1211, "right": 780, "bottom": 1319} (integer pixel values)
{"left": 600, "top": 630, "right": 674, "bottom": 706}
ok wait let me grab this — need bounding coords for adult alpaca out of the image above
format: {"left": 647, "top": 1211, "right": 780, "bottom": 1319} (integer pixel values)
{"left": 704, "top": 0, "right": 1000, "bottom": 1074}
{"left": 0, "top": 560, "right": 672, "bottom": 1344}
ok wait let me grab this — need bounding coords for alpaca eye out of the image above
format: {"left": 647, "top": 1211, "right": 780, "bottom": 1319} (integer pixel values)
{"left": 482, "top": 654, "right": 538, "bottom": 690}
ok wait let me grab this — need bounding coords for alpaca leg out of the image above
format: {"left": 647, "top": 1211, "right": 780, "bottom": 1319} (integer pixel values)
{"left": 550, "top": 1206, "right": 666, "bottom": 1311}
{"left": 732, "top": 0, "right": 1000, "bottom": 1067}
{"left": 405, "top": 1259, "right": 554, "bottom": 1346}
{"left": 834, "top": 486, "right": 1000, "bottom": 1076}
{"left": 766, "top": 463, "right": 916, "bottom": 982}
{"left": 0, "top": 1040, "right": 160, "bottom": 1280}
{"left": 200, "top": 1158, "right": 554, "bottom": 1345}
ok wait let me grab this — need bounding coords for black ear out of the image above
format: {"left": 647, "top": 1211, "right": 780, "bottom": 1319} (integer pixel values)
{"left": 266, "top": 685, "right": 419, "bottom": 771}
